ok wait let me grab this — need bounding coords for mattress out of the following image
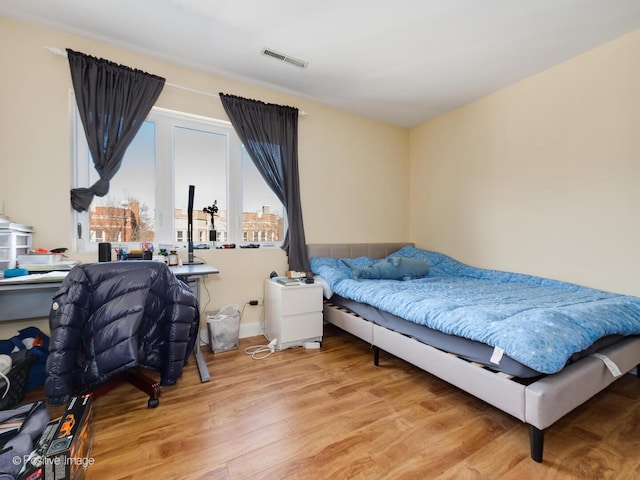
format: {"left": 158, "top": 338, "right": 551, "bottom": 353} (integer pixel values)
{"left": 329, "top": 294, "right": 624, "bottom": 379}
{"left": 311, "top": 246, "right": 640, "bottom": 374}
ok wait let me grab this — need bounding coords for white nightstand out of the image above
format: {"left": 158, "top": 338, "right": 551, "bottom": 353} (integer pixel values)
{"left": 264, "top": 278, "right": 323, "bottom": 350}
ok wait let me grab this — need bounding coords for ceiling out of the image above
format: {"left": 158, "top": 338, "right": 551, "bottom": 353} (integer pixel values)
{"left": 3, "top": 0, "right": 640, "bottom": 128}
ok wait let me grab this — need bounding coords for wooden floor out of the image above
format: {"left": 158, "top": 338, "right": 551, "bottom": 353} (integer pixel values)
{"left": 28, "top": 324, "right": 639, "bottom": 479}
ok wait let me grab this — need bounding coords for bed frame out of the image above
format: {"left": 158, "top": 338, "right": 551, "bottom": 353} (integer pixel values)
{"left": 307, "top": 243, "right": 640, "bottom": 462}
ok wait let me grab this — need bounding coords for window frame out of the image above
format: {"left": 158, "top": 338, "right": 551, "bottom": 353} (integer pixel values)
{"left": 70, "top": 94, "right": 284, "bottom": 252}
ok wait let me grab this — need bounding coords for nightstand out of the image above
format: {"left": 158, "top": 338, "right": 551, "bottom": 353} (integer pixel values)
{"left": 264, "top": 279, "right": 323, "bottom": 350}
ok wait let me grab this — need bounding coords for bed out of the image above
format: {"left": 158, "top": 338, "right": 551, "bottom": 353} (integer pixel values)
{"left": 307, "top": 243, "right": 640, "bottom": 462}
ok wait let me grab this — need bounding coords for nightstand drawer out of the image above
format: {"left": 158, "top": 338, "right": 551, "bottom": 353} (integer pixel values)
{"left": 280, "top": 285, "right": 323, "bottom": 315}
{"left": 280, "top": 312, "right": 323, "bottom": 342}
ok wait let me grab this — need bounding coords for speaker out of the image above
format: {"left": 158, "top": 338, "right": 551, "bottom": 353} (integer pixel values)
{"left": 98, "top": 242, "right": 112, "bottom": 262}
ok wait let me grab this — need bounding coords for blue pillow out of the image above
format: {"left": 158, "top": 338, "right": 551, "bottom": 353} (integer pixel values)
{"left": 309, "top": 257, "right": 354, "bottom": 285}
{"left": 348, "top": 256, "right": 429, "bottom": 281}
{"left": 340, "top": 256, "right": 375, "bottom": 271}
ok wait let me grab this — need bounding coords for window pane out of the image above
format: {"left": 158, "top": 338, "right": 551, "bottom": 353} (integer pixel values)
{"left": 242, "top": 149, "right": 284, "bottom": 243}
{"left": 88, "top": 121, "right": 156, "bottom": 243}
{"left": 174, "top": 126, "right": 227, "bottom": 245}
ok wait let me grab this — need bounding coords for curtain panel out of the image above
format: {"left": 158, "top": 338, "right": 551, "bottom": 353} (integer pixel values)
{"left": 219, "top": 93, "right": 309, "bottom": 272}
{"left": 67, "top": 49, "right": 165, "bottom": 212}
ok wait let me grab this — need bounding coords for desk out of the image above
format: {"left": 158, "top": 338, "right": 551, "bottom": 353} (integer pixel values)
{"left": 0, "top": 262, "right": 219, "bottom": 383}
{"left": 0, "top": 273, "right": 66, "bottom": 321}
{"left": 170, "top": 263, "right": 220, "bottom": 383}
{"left": 170, "top": 263, "right": 219, "bottom": 279}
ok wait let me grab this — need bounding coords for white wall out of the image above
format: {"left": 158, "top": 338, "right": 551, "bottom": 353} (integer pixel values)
{"left": 410, "top": 29, "right": 640, "bottom": 295}
{"left": 0, "top": 16, "right": 410, "bottom": 338}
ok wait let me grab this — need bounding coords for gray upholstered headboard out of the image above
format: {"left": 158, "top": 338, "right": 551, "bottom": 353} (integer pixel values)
{"left": 307, "top": 243, "right": 413, "bottom": 261}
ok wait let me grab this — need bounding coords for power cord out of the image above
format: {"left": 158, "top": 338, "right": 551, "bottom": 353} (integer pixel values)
{"left": 199, "top": 279, "right": 211, "bottom": 316}
{"left": 0, "top": 372, "right": 9, "bottom": 399}
{"left": 0, "top": 354, "right": 11, "bottom": 399}
{"left": 244, "top": 338, "right": 277, "bottom": 360}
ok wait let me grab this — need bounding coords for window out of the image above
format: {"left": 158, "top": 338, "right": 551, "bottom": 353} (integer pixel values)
{"left": 72, "top": 99, "right": 285, "bottom": 251}
{"left": 242, "top": 150, "right": 284, "bottom": 246}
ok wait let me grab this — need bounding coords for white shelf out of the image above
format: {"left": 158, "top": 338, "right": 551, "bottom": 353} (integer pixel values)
{"left": 0, "top": 228, "right": 32, "bottom": 272}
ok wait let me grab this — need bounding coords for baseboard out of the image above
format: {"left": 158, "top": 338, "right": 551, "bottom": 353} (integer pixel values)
{"left": 239, "top": 321, "right": 263, "bottom": 339}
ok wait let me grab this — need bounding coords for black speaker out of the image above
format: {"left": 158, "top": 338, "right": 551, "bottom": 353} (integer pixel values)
{"left": 98, "top": 242, "right": 112, "bottom": 262}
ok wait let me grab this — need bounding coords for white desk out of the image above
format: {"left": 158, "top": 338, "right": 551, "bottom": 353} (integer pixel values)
{"left": 0, "top": 262, "right": 219, "bottom": 383}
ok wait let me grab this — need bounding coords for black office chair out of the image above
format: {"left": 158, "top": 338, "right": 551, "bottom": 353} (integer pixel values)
{"left": 45, "top": 261, "right": 199, "bottom": 408}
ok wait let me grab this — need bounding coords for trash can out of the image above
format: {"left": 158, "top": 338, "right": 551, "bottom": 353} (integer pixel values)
{"left": 206, "top": 305, "right": 240, "bottom": 353}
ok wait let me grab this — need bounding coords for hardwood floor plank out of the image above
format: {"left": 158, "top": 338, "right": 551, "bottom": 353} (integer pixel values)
{"left": 24, "top": 324, "right": 639, "bottom": 479}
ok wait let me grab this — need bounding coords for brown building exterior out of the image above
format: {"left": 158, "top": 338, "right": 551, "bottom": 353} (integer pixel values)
{"left": 175, "top": 206, "right": 283, "bottom": 244}
{"left": 241, "top": 206, "right": 283, "bottom": 243}
{"left": 90, "top": 203, "right": 282, "bottom": 245}
{"left": 89, "top": 201, "right": 153, "bottom": 243}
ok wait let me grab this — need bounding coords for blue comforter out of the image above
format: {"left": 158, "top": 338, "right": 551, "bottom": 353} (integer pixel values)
{"left": 310, "top": 246, "right": 640, "bottom": 374}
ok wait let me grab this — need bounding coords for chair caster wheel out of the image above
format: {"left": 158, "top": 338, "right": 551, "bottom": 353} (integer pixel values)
{"left": 148, "top": 398, "right": 159, "bottom": 408}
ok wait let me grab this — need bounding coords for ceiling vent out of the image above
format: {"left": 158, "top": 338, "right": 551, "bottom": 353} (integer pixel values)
{"left": 261, "top": 48, "right": 308, "bottom": 69}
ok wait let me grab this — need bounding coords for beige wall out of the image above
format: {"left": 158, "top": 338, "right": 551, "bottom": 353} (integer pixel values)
{"left": 5, "top": 12, "right": 639, "bottom": 342}
{"left": 0, "top": 16, "right": 410, "bottom": 338}
{"left": 410, "top": 29, "right": 640, "bottom": 295}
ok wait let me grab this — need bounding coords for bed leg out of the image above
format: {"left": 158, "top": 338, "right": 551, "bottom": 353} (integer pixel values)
{"left": 529, "top": 425, "right": 544, "bottom": 463}
{"left": 373, "top": 346, "right": 380, "bottom": 366}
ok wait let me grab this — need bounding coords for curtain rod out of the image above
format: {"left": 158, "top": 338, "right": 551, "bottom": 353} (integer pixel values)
{"left": 45, "top": 46, "right": 308, "bottom": 116}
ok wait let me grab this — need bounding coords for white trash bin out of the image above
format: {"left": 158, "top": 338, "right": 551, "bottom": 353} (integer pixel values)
{"left": 206, "top": 304, "right": 240, "bottom": 353}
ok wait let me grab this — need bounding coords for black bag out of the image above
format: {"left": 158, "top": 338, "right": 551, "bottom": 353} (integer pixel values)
{"left": 0, "top": 351, "right": 36, "bottom": 411}
{"left": 0, "top": 327, "right": 49, "bottom": 392}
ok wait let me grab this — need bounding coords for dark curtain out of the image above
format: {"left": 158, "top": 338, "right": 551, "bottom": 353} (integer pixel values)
{"left": 67, "top": 49, "right": 165, "bottom": 212}
{"left": 219, "top": 93, "right": 309, "bottom": 272}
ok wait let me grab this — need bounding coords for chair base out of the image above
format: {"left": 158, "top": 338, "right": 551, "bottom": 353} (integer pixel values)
{"left": 90, "top": 368, "right": 161, "bottom": 408}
